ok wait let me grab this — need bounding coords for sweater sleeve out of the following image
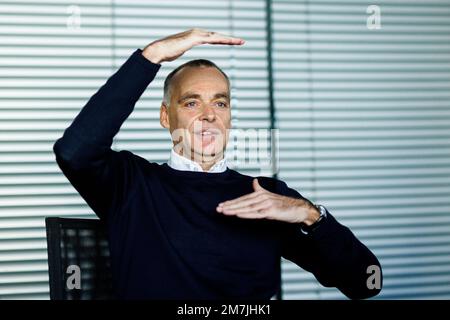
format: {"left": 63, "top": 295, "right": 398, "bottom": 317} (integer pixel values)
{"left": 53, "top": 49, "right": 161, "bottom": 220}
{"left": 276, "top": 180, "right": 383, "bottom": 300}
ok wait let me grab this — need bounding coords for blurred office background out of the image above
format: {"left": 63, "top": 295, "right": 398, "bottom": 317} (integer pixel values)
{"left": 1, "top": 0, "right": 450, "bottom": 299}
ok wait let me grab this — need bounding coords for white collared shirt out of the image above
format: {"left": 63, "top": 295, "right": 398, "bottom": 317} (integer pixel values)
{"left": 168, "top": 148, "right": 228, "bottom": 173}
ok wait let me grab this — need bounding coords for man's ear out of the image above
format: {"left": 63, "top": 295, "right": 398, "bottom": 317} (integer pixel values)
{"left": 160, "top": 102, "right": 170, "bottom": 129}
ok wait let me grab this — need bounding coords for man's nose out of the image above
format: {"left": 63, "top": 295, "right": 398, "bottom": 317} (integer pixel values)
{"left": 200, "top": 104, "right": 216, "bottom": 121}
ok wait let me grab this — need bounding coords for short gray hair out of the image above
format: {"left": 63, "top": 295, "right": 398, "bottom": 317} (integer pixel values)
{"left": 163, "top": 59, "right": 230, "bottom": 106}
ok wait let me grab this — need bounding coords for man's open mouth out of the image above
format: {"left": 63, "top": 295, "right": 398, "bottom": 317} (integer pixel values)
{"left": 194, "top": 129, "right": 222, "bottom": 136}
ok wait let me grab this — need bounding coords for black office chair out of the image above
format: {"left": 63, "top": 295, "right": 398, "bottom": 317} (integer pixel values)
{"left": 45, "top": 217, "right": 114, "bottom": 300}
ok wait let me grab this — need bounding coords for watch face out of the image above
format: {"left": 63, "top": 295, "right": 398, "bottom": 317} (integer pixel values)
{"left": 315, "top": 205, "right": 327, "bottom": 218}
{"left": 300, "top": 205, "right": 327, "bottom": 235}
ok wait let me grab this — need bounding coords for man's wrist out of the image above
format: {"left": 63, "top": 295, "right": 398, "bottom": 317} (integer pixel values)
{"left": 303, "top": 205, "right": 321, "bottom": 226}
{"left": 142, "top": 45, "right": 163, "bottom": 64}
{"left": 299, "top": 203, "right": 328, "bottom": 235}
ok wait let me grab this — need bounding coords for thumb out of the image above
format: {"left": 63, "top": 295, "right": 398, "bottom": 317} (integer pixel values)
{"left": 253, "top": 178, "right": 264, "bottom": 191}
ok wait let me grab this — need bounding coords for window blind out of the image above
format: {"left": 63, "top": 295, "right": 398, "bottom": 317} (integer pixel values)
{"left": 272, "top": 0, "right": 450, "bottom": 299}
{"left": 0, "top": 0, "right": 114, "bottom": 299}
{"left": 2, "top": 0, "right": 449, "bottom": 300}
{"left": 0, "top": 0, "right": 270, "bottom": 299}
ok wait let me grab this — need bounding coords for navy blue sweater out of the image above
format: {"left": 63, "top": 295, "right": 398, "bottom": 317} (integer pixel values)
{"left": 53, "top": 49, "right": 382, "bottom": 300}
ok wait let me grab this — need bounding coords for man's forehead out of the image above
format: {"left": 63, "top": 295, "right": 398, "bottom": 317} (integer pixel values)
{"left": 174, "top": 66, "right": 228, "bottom": 87}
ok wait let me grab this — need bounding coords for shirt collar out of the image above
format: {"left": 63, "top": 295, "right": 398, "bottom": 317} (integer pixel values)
{"left": 168, "top": 148, "right": 227, "bottom": 173}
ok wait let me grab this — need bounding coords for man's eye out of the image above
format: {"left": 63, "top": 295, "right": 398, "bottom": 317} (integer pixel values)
{"left": 216, "top": 101, "right": 228, "bottom": 108}
{"left": 185, "top": 101, "right": 197, "bottom": 108}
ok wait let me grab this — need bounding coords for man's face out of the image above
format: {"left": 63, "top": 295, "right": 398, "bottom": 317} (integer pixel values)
{"left": 160, "top": 66, "right": 231, "bottom": 163}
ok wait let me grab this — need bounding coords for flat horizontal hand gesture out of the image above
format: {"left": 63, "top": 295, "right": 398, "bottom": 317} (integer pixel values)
{"left": 216, "top": 178, "right": 320, "bottom": 225}
{"left": 142, "top": 28, "right": 245, "bottom": 64}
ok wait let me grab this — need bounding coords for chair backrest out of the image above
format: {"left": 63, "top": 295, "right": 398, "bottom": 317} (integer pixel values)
{"left": 45, "top": 217, "right": 114, "bottom": 300}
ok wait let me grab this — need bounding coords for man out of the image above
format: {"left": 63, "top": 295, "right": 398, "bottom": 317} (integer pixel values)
{"left": 53, "top": 28, "right": 382, "bottom": 299}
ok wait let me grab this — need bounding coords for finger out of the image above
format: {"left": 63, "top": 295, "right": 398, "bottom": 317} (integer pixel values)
{"left": 207, "top": 38, "right": 245, "bottom": 45}
{"left": 218, "top": 190, "right": 263, "bottom": 207}
{"left": 222, "top": 193, "right": 264, "bottom": 209}
{"left": 253, "top": 178, "right": 265, "bottom": 192}
{"left": 234, "top": 209, "right": 271, "bottom": 219}
{"left": 200, "top": 31, "right": 245, "bottom": 45}
{"left": 221, "top": 195, "right": 264, "bottom": 211}
{"left": 217, "top": 195, "right": 260, "bottom": 212}
{"left": 221, "top": 199, "right": 272, "bottom": 215}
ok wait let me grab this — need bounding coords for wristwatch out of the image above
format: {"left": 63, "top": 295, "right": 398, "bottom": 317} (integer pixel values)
{"left": 300, "top": 204, "right": 328, "bottom": 235}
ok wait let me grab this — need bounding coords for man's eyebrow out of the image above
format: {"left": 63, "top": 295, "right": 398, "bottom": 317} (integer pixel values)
{"left": 177, "top": 92, "right": 229, "bottom": 104}
{"left": 213, "top": 92, "right": 229, "bottom": 100}
{"left": 178, "top": 93, "right": 201, "bottom": 104}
